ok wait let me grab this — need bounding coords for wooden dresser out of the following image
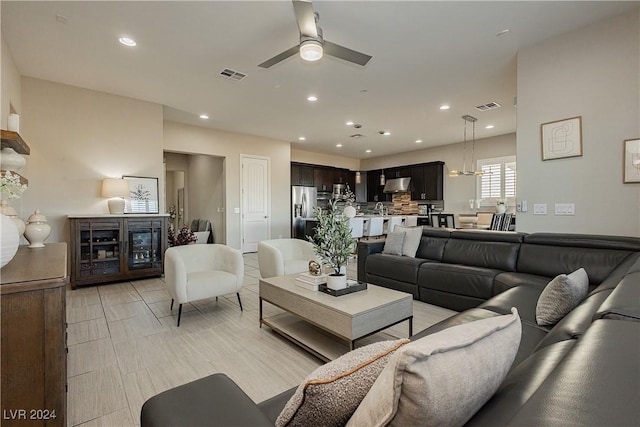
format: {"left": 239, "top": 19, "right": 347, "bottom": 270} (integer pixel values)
{"left": 1, "top": 243, "right": 67, "bottom": 426}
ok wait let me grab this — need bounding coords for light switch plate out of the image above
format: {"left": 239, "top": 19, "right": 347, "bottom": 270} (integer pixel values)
{"left": 533, "top": 203, "right": 547, "bottom": 215}
{"left": 555, "top": 203, "right": 575, "bottom": 215}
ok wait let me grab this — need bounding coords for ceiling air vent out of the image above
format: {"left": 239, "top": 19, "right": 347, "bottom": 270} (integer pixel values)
{"left": 475, "top": 101, "right": 501, "bottom": 111}
{"left": 350, "top": 134, "right": 366, "bottom": 139}
{"left": 219, "top": 68, "right": 247, "bottom": 81}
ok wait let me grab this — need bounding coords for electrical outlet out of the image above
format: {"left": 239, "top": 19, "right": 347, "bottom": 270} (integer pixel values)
{"left": 555, "top": 203, "right": 575, "bottom": 215}
{"left": 533, "top": 203, "right": 547, "bottom": 215}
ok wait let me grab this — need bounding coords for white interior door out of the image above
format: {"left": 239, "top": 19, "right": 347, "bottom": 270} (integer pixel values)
{"left": 241, "top": 155, "right": 270, "bottom": 252}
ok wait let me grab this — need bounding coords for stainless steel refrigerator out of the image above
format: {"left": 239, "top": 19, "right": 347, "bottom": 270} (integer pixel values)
{"left": 292, "top": 186, "right": 317, "bottom": 239}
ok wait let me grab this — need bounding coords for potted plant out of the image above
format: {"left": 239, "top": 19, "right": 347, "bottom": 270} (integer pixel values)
{"left": 308, "top": 201, "right": 355, "bottom": 290}
{"left": 168, "top": 224, "right": 197, "bottom": 246}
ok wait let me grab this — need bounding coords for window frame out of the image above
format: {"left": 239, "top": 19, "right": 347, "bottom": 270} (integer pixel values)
{"left": 476, "top": 155, "right": 516, "bottom": 207}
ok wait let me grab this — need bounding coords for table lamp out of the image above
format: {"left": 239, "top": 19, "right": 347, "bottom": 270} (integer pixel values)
{"left": 101, "top": 178, "right": 129, "bottom": 214}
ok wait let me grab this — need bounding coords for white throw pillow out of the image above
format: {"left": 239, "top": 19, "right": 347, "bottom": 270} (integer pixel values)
{"left": 393, "top": 226, "right": 422, "bottom": 257}
{"left": 276, "top": 339, "right": 409, "bottom": 427}
{"left": 347, "top": 308, "right": 521, "bottom": 427}
{"left": 382, "top": 230, "right": 406, "bottom": 256}
{"left": 536, "top": 268, "right": 589, "bottom": 326}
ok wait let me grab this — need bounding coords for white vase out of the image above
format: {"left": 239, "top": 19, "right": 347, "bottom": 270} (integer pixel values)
{"left": 496, "top": 204, "right": 506, "bottom": 214}
{"left": 0, "top": 200, "right": 25, "bottom": 235}
{"left": 24, "top": 210, "right": 51, "bottom": 248}
{"left": 343, "top": 205, "right": 357, "bottom": 218}
{"left": 0, "top": 147, "right": 27, "bottom": 171}
{"left": 1, "top": 213, "right": 20, "bottom": 268}
{"left": 327, "top": 274, "right": 347, "bottom": 290}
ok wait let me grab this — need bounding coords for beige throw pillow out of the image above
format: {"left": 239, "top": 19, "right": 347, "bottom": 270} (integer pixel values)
{"left": 382, "top": 230, "right": 406, "bottom": 256}
{"left": 347, "top": 308, "right": 521, "bottom": 427}
{"left": 276, "top": 339, "right": 410, "bottom": 427}
{"left": 393, "top": 226, "right": 422, "bottom": 257}
{"left": 536, "top": 268, "right": 589, "bottom": 326}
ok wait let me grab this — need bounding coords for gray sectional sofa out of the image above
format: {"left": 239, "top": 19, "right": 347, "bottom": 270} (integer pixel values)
{"left": 141, "top": 229, "right": 640, "bottom": 426}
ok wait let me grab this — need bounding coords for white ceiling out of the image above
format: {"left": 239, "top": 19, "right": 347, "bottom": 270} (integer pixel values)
{"left": 2, "top": 1, "right": 636, "bottom": 159}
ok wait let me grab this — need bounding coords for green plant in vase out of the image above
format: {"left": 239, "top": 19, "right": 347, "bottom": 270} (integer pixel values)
{"left": 308, "top": 200, "right": 355, "bottom": 290}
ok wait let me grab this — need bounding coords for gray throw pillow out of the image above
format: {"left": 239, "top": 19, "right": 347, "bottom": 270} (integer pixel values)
{"left": 347, "top": 309, "right": 522, "bottom": 427}
{"left": 536, "top": 268, "right": 589, "bottom": 326}
{"left": 190, "top": 218, "right": 200, "bottom": 231}
{"left": 382, "top": 231, "right": 406, "bottom": 256}
{"left": 276, "top": 339, "right": 409, "bottom": 427}
{"left": 198, "top": 219, "right": 210, "bottom": 232}
{"left": 394, "top": 226, "right": 422, "bottom": 257}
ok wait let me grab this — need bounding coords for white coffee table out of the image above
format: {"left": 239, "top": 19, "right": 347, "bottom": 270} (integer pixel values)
{"left": 259, "top": 275, "right": 413, "bottom": 361}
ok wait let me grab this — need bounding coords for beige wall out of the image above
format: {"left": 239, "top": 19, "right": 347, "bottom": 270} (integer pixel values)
{"left": 291, "top": 149, "right": 360, "bottom": 171}
{"left": 361, "top": 133, "right": 517, "bottom": 213}
{"left": 163, "top": 121, "right": 291, "bottom": 249}
{"left": 1, "top": 37, "right": 21, "bottom": 129}
{"left": 187, "top": 154, "right": 225, "bottom": 243}
{"left": 20, "top": 77, "right": 164, "bottom": 243}
{"left": 517, "top": 10, "right": 640, "bottom": 236}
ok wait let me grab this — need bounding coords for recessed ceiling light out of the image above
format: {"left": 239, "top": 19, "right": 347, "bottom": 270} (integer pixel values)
{"left": 298, "top": 136, "right": 306, "bottom": 141}
{"left": 336, "top": 144, "right": 343, "bottom": 148}
{"left": 496, "top": 29, "right": 510, "bottom": 37}
{"left": 365, "top": 149, "right": 372, "bottom": 153}
{"left": 485, "top": 125, "right": 495, "bottom": 129}
{"left": 415, "top": 139, "right": 423, "bottom": 143}
{"left": 118, "top": 37, "right": 136, "bottom": 47}
{"left": 379, "top": 131, "right": 391, "bottom": 136}
{"left": 439, "top": 105, "right": 450, "bottom": 110}
{"left": 346, "top": 121, "right": 354, "bottom": 126}
{"left": 307, "top": 95, "right": 318, "bottom": 102}
{"left": 199, "top": 114, "right": 209, "bottom": 120}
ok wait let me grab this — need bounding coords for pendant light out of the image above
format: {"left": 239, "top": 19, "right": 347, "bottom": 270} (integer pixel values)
{"left": 449, "top": 115, "right": 484, "bottom": 177}
{"left": 379, "top": 155, "right": 386, "bottom": 186}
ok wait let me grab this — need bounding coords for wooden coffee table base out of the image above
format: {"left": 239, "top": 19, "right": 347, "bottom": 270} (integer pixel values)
{"left": 259, "top": 276, "right": 413, "bottom": 362}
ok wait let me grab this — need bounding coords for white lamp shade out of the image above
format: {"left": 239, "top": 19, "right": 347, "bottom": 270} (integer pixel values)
{"left": 299, "top": 40, "right": 323, "bottom": 62}
{"left": 101, "top": 178, "right": 129, "bottom": 198}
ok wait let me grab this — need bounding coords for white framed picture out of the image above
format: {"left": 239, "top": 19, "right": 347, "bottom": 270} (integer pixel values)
{"left": 624, "top": 138, "right": 640, "bottom": 183}
{"left": 123, "top": 176, "right": 159, "bottom": 214}
{"left": 541, "top": 116, "right": 583, "bottom": 160}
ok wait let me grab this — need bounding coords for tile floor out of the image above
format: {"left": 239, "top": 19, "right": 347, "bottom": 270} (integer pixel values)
{"left": 66, "top": 253, "right": 455, "bottom": 426}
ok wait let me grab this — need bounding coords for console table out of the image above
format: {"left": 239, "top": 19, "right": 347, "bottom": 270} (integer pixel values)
{"left": 1, "top": 243, "right": 67, "bottom": 426}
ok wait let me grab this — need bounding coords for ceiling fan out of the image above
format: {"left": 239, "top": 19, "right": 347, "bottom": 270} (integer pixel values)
{"left": 258, "top": 0, "right": 372, "bottom": 68}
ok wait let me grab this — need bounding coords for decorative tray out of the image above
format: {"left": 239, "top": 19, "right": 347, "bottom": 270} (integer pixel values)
{"left": 319, "top": 280, "right": 367, "bottom": 297}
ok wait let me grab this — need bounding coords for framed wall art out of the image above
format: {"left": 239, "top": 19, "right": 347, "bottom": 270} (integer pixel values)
{"left": 123, "top": 176, "right": 159, "bottom": 213}
{"left": 541, "top": 116, "right": 583, "bottom": 160}
{"left": 623, "top": 138, "right": 640, "bottom": 183}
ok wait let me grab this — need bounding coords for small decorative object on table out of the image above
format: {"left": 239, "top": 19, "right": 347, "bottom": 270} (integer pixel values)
{"left": 308, "top": 200, "right": 356, "bottom": 291}
{"left": 496, "top": 199, "right": 506, "bottom": 214}
{"left": 295, "top": 272, "right": 328, "bottom": 291}
{"left": 24, "top": 210, "right": 51, "bottom": 248}
{"left": 308, "top": 260, "right": 321, "bottom": 276}
{"left": 168, "top": 224, "right": 196, "bottom": 246}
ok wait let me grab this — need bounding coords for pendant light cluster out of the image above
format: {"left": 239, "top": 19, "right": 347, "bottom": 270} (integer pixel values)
{"left": 449, "top": 115, "right": 485, "bottom": 177}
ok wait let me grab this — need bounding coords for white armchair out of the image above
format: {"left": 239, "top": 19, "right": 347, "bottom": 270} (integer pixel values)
{"left": 258, "top": 239, "right": 318, "bottom": 279}
{"left": 164, "top": 244, "right": 244, "bottom": 326}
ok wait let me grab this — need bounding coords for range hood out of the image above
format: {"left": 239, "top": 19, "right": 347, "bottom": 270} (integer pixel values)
{"left": 383, "top": 177, "right": 411, "bottom": 193}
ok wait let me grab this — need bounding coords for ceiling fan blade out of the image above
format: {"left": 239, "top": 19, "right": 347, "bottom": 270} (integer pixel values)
{"left": 324, "top": 41, "right": 372, "bottom": 66}
{"left": 292, "top": 0, "right": 318, "bottom": 38}
{"left": 258, "top": 45, "right": 300, "bottom": 68}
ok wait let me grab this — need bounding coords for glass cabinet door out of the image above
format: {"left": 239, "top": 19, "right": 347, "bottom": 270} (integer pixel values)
{"left": 126, "top": 219, "right": 164, "bottom": 272}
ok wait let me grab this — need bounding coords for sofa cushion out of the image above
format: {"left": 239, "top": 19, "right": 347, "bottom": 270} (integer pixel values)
{"left": 419, "top": 263, "right": 501, "bottom": 300}
{"left": 493, "top": 272, "right": 550, "bottom": 295}
{"left": 276, "top": 339, "right": 409, "bottom": 427}
{"left": 481, "top": 285, "right": 545, "bottom": 325}
{"left": 536, "top": 268, "right": 589, "bottom": 326}
{"left": 347, "top": 309, "right": 521, "bottom": 427}
{"left": 394, "top": 226, "right": 422, "bottom": 257}
{"left": 366, "top": 254, "right": 427, "bottom": 284}
{"left": 382, "top": 230, "right": 405, "bottom": 256}
{"left": 593, "top": 271, "right": 640, "bottom": 322}
{"left": 443, "top": 236, "right": 520, "bottom": 272}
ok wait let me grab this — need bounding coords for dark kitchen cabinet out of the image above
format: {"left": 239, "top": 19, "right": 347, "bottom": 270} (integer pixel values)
{"left": 411, "top": 162, "right": 444, "bottom": 201}
{"left": 314, "top": 167, "right": 335, "bottom": 192}
{"left": 367, "top": 169, "right": 390, "bottom": 202}
{"left": 387, "top": 167, "right": 411, "bottom": 179}
{"left": 291, "top": 163, "right": 314, "bottom": 186}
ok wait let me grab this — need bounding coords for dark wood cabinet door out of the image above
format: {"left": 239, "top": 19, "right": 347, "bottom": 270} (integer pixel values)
{"left": 300, "top": 165, "right": 314, "bottom": 186}
{"left": 424, "top": 162, "right": 444, "bottom": 200}
{"left": 314, "top": 167, "right": 335, "bottom": 191}
{"left": 367, "top": 170, "right": 381, "bottom": 202}
{"left": 411, "top": 166, "right": 426, "bottom": 200}
{"left": 346, "top": 171, "right": 356, "bottom": 192}
{"left": 291, "top": 164, "right": 301, "bottom": 185}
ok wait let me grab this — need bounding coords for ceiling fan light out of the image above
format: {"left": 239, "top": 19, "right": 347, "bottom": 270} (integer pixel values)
{"left": 300, "top": 40, "right": 323, "bottom": 62}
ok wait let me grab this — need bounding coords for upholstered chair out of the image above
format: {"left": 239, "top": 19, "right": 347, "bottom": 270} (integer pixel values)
{"left": 258, "top": 239, "right": 318, "bottom": 279}
{"left": 164, "top": 244, "right": 244, "bottom": 326}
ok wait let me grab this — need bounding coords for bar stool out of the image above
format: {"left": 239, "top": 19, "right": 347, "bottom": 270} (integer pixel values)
{"left": 363, "top": 217, "right": 384, "bottom": 238}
